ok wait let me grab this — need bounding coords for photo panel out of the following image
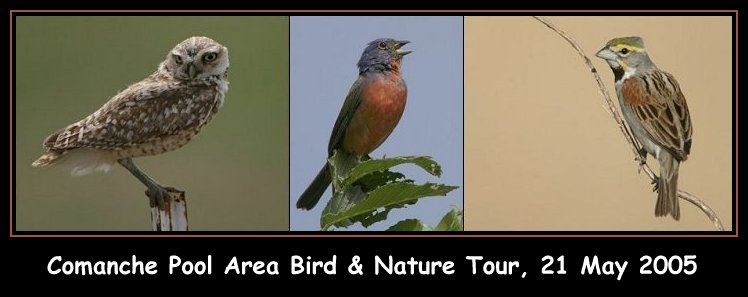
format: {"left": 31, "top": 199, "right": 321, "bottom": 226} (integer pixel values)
{"left": 290, "top": 16, "right": 464, "bottom": 231}
{"left": 465, "top": 16, "right": 732, "bottom": 231}
{"left": 15, "top": 16, "right": 290, "bottom": 231}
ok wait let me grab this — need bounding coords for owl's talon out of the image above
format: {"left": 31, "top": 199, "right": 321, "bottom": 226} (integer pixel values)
{"left": 145, "top": 185, "right": 168, "bottom": 209}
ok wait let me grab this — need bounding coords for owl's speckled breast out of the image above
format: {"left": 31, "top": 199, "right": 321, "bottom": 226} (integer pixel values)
{"left": 114, "top": 125, "right": 204, "bottom": 158}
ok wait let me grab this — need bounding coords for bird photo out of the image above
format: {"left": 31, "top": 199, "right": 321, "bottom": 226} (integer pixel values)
{"left": 290, "top": 16, "right": 464, "bottom": 231}
{"left": 15, "top": 16, "right": 289, "bottom": 231}
{"left": 33, "top": 36, "right": 230, "bottom": 207}
{"left": 297, "top": 38, "right": 412, "bottom": 210}
{"left": 596, "top": 36, "right": 693, "bottom": 220}
{"left": 464, "top": 16, "right": 731, "bottom": 231}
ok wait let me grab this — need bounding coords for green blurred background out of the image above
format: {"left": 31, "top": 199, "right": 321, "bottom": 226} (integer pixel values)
{"left": 15, "top": 16, "right": 289, "bottom": 231}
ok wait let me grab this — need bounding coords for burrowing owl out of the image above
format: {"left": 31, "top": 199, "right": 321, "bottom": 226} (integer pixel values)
{"left": 32, "top": 36, "right": 229, "bottom": 206}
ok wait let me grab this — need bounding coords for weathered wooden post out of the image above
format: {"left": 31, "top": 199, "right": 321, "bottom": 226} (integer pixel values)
{"left": 149, "top": 188, "right": 188, "bottom": 231}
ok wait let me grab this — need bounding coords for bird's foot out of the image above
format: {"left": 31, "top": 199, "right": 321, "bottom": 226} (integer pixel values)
{"left": 638, "top": 148, "right": 647, "bottom": 162}
{"left": 651, "top": 175, "right": 660, "bottom": 192}
{"left": 636, "top": 148, "right": 648, "bottom": 173}
{"left": 145, "top": 184, "right": 176, "bottom": 209}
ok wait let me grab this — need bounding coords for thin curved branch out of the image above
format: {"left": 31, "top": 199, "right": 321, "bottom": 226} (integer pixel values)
{"left": 532, "top": 16, "right": 724, "bottom": 231}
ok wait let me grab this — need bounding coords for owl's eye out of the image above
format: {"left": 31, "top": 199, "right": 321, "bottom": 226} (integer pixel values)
{"left": 203, "top": 52, "right": 218, "bottom": 62}
{"left": 378, "top": 42, "right": 387, "bottom": 49}
{"left": 173, "top": 54, "right": 183, "bottom": 65}
{"left": 620, "top": 48, "right": 630, "bottom": 55}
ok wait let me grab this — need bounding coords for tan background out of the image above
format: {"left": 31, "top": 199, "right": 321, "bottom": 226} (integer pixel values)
{"left": 465, "top": 16, "right": 733, "bottom": 231}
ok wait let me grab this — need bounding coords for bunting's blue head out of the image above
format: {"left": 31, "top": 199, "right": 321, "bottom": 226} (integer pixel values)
{"left": 357, "top": 38, "right": 411, "bottom": 73}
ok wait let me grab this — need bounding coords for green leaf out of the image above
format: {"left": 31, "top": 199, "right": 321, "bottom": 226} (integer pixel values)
{"left": 321, "top": 150, "right": 368, "bottom": 229}
{"left": 353, "top": 170, "right": 410, "bottom": 192}
{"left": 321, "top": 186, "right": 366, "bottom": 229}
{"left": 386, "top": 219, "right": 428, "bottom": 231}
{"left": 319, "top": 150, "right": 459, "bottom": 231}
{"left": 321, "top": 182, "right": 458, "bottom": 231}
{"left": 343, "top": 156, "right": 443, "bottom": 186}
{"left": 351, "top": 199, "right": 417, "bottom": 228}
{"left": 328, "top": 150, "right": 361, "bottom": 191}
{"left": 434, "top": 208, "right": 463, "bottom": 231}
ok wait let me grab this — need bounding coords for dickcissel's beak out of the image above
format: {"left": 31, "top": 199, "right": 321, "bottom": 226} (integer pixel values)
{"left": 595, "top": 47, "right": 616, "bottom": 60}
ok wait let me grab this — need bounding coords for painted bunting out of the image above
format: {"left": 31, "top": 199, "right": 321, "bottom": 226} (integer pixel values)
{"left": 296, "top": 38, "right": 412, "bottom": 210}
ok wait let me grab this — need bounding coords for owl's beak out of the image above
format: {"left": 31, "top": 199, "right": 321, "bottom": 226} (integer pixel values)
{"left": 188, "top": 64, "right": 197, "bottom": 79}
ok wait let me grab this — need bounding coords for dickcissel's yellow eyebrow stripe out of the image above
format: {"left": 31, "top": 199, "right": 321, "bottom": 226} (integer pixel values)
{"left": 612, "top": 44, "right": 644, "bottom": 52}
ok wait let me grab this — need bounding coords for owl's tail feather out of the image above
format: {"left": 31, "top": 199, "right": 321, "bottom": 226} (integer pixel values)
{"left": 32, "top": 151, "right": 61, "bottom": 167}
{"left": 32, "top": 148, "right": 116, "bottom": 176}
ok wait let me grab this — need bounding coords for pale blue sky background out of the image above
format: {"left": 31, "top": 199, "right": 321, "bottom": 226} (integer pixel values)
{"left": 290, "top": 16, "right": 463, "bottom": 231}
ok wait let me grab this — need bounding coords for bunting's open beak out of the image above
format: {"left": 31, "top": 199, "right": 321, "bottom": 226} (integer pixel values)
{"left": 395, "top": 40, "right": 412, "bottom": 56}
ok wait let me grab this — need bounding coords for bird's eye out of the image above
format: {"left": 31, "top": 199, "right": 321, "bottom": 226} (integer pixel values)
{"left": 173, "top": 54, "right": 183, "bottom": 65}
{"left": 203, "top": 52, "right": 218, "bottom": 62}
{"left": 620, "top": 48, "right": 630, "bottom": 55}
{"left": 378, "top": 42, "right": 387, "bottom": 49}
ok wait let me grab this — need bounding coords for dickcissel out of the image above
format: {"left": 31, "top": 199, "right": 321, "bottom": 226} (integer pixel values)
{"left": 597, "top": 36, "right": 693, "bottom": 220}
